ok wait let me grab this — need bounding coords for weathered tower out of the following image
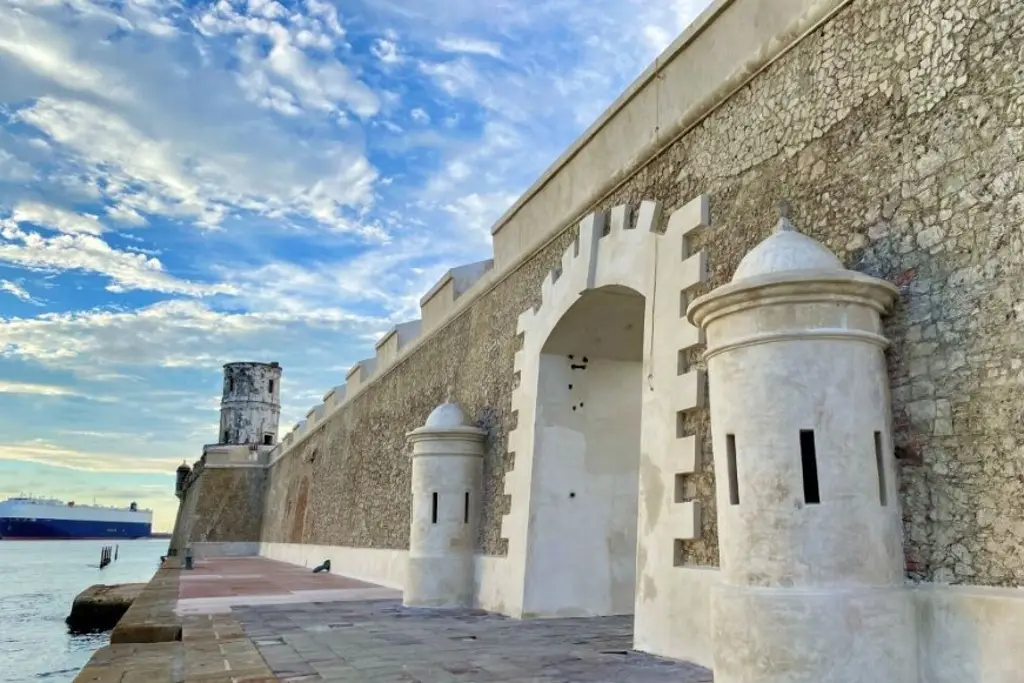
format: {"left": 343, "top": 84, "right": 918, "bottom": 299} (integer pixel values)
{"left": 219, "top": 362, "right": 282, "bottom": 446}
{"left": 688, "top": 215, "right": 914, "bottom": 682}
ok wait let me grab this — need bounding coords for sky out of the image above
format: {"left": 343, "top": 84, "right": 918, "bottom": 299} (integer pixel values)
{"left": 0, "top": 0, "right": 709, "bottom": 532}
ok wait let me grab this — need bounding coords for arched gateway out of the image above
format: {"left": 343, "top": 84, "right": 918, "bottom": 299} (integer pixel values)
{"left": 497, "top": 196, "right": 712, "bottom": 637}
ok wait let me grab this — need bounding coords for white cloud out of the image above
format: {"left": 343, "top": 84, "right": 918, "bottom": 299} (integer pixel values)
{"left": 0, "top": 380, "right": 78, "bottom": 396}
{"left": 0, "top": 149, "right": 35, "bottom": 182}
{"left": 17, "top": 96, "right": 383, "bottom": 237}
{"left": 0, "top": 220, "right": 233, "bottom": 296}
{"left": 371, "top": 38, "right": 402, "bottom": 64}
{"left": 0, "top": 298, "right": 388, "bottom": 373}
{"left": 0, "top": 7, "right": 135, "bottom": 104}
{"left": 196, "top": 0, "right": 379, "bottom": 119}
{"left": 12, "top": 201, "right": 106, "bottom": 235}
{"left": 0, "top": 279, "right": 41, "bottom": 305}
{"left": 437, "top": 37, "right": 503, "bottom": 59}
{"left": 104, "top": 204, "right": 147, "bottom": 227}
{"left": 410, "top": 108, "right": 430, "bottom": 124}
{"left": 0, "top": 439, "right": 182, "bottom": 474}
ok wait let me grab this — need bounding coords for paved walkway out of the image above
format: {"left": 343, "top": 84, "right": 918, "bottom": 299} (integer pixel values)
{"left": 176, "top": 555, "right": 398, "bottom": 615}
{"left": 236, "top": 599, "right": 713, "bottom": 682}
{"left": 76, "top": 556, "right": 713, "bottom": 682}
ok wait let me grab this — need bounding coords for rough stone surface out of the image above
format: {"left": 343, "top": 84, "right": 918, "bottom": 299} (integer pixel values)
{"left": 178, "top": 467, "right": 266, "bottom": 547}
{"left": 66, "top": 583, "right": 145, "bottom": 634}
{"left": 109, "top": 563, "right": 181, "bottom": 645}
{"left": 254, "top": 0, "right": 1024, "bottom": 587}
{"left": 235, "top": 599, "right": 714, "bottom": 682}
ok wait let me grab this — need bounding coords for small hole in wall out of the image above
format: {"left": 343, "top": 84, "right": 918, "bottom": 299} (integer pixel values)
{"left": 431, "top": 492, "right": 438, "bottom": 524}
{"left": 582, "top": 356, "right": 589, "bottom": 363}
{"left": 800, "top": 430, "right": 821, "bottom": 505}
{"left": 569, "top": 492, "right": 576, "bottom": 499}
{"left": 568, "top": 384, "right": 573, "bottom": 390}
{"left": 568, "top": 354, "right": 574, "bottom": 360}
{"left": 572, "top": 406, "right": 576, "bottom": 412}
{"left": 726, "top": 435, "right": 739, "bottom": 505}
{"left": 875, "top": 431, "right": 887, "bottom": 506}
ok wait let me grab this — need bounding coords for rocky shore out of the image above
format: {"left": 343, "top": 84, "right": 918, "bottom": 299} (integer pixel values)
{"left": 66, "top": 583, "right": 145, "bottom": 634}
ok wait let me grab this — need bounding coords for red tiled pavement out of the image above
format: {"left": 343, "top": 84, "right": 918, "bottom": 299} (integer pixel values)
{"left": 177, "top": 556, "right": 379, "bottom": 599}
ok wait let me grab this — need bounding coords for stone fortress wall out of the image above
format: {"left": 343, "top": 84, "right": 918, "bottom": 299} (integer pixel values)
{"left": 252, "top": 0, "right": 1024, "bottom": 587}
{"left": 173, "top": 0, "right": 1024, "bottom": 678}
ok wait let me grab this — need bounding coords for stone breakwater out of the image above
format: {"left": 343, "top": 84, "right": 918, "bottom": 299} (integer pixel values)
{"left": 66, "top": 583, "right": 145, "bottom": 634}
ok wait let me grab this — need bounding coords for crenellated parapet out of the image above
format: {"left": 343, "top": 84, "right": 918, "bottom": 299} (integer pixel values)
{"left": 269, "top": 255, "right": 496, "bottom": 466}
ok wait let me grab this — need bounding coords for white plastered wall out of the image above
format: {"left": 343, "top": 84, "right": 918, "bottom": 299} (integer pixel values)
{"left": 259, "top": 542, "right": 408, "bottom": 590}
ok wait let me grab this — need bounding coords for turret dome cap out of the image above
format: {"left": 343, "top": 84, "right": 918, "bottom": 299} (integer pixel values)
{"left": 732, "top": 217, "right": 843, "bottom": 282}
{"left": 424, "top": 402, "right": 469, "bottom": 429}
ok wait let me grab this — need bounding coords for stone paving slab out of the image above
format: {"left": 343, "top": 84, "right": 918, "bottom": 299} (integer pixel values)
{"left": 234, "top": 599, "right": 714, "bottom": 683}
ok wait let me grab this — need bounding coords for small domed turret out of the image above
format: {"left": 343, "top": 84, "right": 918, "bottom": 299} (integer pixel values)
{"left": 175, "top": 461, "right": 191, "bottom": 496}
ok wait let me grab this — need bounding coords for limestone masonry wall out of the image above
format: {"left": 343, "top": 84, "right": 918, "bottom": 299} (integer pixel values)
{"left": 184, "top": 467, "right": 266, "bottom": 545}
{"left": 260, "top": 0, "right": 1024, "bottom": 586}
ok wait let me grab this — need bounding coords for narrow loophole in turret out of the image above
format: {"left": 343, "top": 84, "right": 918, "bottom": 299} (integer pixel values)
{"left": 726, "top": 434, "right": 739, "bottom": 505}
{"left": 464, "top": 492, "right": 470, "bottom": 524}
{"left": 875, "top": 431, "right": 887, "bottom": 506}
{"left": 800, "top": 430, "right": 820, "bottom": 504}
{"left": 431, "top": 492, "right": 438, "bottom": 524}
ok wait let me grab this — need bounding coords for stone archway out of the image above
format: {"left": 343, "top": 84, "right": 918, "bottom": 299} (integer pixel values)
{"left": 528, "top": 284, "right": 647, "bottom": 616}
{"left": 496, "top": 196, "right": 713, "bottom": 627}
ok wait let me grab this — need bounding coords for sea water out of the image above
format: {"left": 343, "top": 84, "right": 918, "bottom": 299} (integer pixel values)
{"left": 0, "top": 539, "right": 167, "bottom": 682}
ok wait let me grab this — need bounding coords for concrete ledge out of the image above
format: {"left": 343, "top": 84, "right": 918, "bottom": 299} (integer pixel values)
{"left": 76, "top": 613, "right": 272, "bottom": 683}
{"left": 74, "top": 641, "right": 183, "bottom": 683}
{"left": 109, "top": 561, "right": 182, "bottom": 644}
{"left": 66, "top": 583, "right": 145, "bottom": 634}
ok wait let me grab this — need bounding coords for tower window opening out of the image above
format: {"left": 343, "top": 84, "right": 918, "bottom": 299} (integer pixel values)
{"left": 464, "top": 492, "right": 470, "bottom": 524}
{"left": 431, "top": 492, "right": 438, "bottom": 524}
{"left": 874, "top": 431, "right": 887, "bottom": 506}
{"left": 800, "top": 430, "right": 821, "bottom": 505}
{"left": 269, "top": 379, "right": 275, "bottom": 393}
{"left": 726, "top": 434, "right": 739, "bottom": 505}
{"left": 228, "top": 377, "right": 234, "bottom": 392}
{"left": 223, "top": 430, "right": 230, "bottom": 443}
{"left": 263, "top": 433, "right": 273, "bottom": 445}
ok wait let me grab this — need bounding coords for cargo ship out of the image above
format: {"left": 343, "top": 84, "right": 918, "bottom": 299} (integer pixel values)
{"left": 0, "top": 496, "right": 153, "bottom": 539}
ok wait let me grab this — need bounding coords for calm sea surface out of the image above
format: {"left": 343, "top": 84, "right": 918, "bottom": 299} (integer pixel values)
{"left": 0, "top": 539, "right": 167, "bottom": 682}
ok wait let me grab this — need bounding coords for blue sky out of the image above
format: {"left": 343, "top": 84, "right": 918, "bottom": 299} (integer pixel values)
{"left": 0, "top": 0, "right": 708, "bottom": 531}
